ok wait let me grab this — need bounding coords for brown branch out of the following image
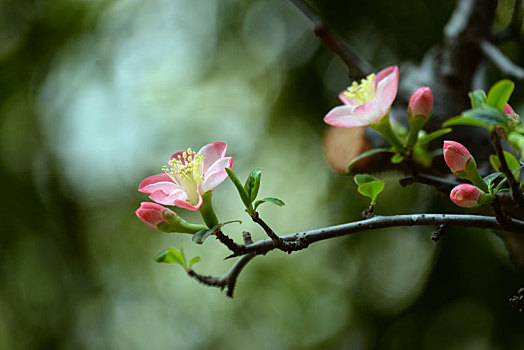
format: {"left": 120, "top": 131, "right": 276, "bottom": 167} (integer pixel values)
{"left": 215, "top": 229, "right": 246, "bottom": 256}
{"left": 286, "top": 0, "right": 371, "bottom": 79}
{"left": 491, "top": 130, "right": 524, "bottom": 207}
{"left": 188, "top": 254, "right": 256, "bottom": 298}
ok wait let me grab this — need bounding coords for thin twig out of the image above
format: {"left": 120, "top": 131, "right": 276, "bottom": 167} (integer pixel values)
{"left": 251, "top": 212, "right": 284, "bottom": 247}
{"left": 491, "top": 130, "right": 524, "bottom": 207}
{"left": 286, "top": 0, "right": 371, "bottom": 79}
{"left": 188, "top": 254, "right": 256, "bottom": 298}
{"left": 399, "top": 174, "right": 460, "bottom": 193}
{"left": 215, "top": 229, "right": 246, "bottom": 256}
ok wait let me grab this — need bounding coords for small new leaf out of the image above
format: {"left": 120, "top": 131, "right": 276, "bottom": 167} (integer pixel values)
{"left": 483, "top": 172, "right": 502, "bottom": 189}
{"left": 244, "top": 168, "right": 263, "bottom": 203}
{"left": 226, "top": 168, "right": 252, "bottom": 210}
{"left": 192, "top": 226, "right": 218, "bottom": 244}
{"left": 346, "top": 148, "right": 394, "bottom": 173}
{"left": 154, "top": 248, "right": 187, "bottom": 269}
{"left": 469, "top": 90, "right": 487, "bottom": 109}
{"left": 189, "top": 256, "right": 201, "bottom": 269}
{"left": 486, "top": 79, "right": 514, "bottom": 111}
{"left": 417, "top": 128, "right": 452, "bottom": 146}
{"left": 254, "top": 197, "right": 285, "bottom": 211}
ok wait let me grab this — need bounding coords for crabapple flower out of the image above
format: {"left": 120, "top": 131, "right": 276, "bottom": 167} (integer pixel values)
{"left": 450, "top": 184, "right": 485, "bottom": 208}
{"left": 138, "top": 142, "right": 233, "bottom": 211}
{"left": 408, "top": 87, "right": 433, "bottom": 120}
{"left": 135, "top": 202, "right": 207, "bottom": 233}
{"left": 443, "top": 140, "right": 473, "bottom": 173}
{"left": 324, "top": 66, "right": 399, "bottom": 128}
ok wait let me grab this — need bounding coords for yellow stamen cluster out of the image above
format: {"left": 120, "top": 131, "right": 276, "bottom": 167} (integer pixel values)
{"left": 343, "top": 73, "right": 376, "bottom": 105}
{"left": 162, "top": 148, "right": 206, "bottom": 204}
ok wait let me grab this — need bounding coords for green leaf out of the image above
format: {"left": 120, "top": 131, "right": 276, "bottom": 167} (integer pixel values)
{"left": 486, "top": 79, "right": 514, "bottom": 111}
{"left": 221, "top": 220, "right": 242, "bottom": 226}
{"left": 253, "top": 197, "right": 285, "bottom": 211}
{"left": 354, "top": 174, "right": 380, "bottom": 185}
{"left": 484, "top": 172, "right": 502, "bottom": 189}
{"left": 390, "top": 153, "right": 404, "bottom": 164}
{"left": 417, "top": 128, "right": 452, "bottom": 146}
{"left": 192, "top": 226, "right": 218, "bottom": 244}
{"left": 226, "top": 168, "right": 252, "bottom": 210}
{"left": 443, "top": 115, "right": 488, "bottom": 128}
{"left": 357, "top": 181, "right": 385, "bottom": 203}
{"left": 490, "top": 151, "right": 521, "bottom": 180}
{"left": 244, "top": 168, "right": 263, "bottom": 203}
{"left": 346, "top": 148, "right": 394, "bottom": 173}
{"left": 469, "top": 89, "right": 487, "bottom": 109}
{"left": 188, "top": 256, "right": 201, "bottom": 269}
{"left": 154, "top": 248, "right": 187, "bottom": 268}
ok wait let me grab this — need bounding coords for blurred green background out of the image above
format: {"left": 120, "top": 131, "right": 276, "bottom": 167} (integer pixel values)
{"left": 1, "top": 0, "right": 523, "bottom": 349}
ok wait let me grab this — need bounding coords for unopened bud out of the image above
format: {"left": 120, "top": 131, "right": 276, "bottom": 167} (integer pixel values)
{"left": 443, "top": 140, "right": 473, "bottom": 173}
{"left": 504, "top": 104, "right": 519, "bottom": 121}
{"left": 450, "top": 184, "right": 490, "bottom": 208}
{"left": 408, "top": 87, "right": 434, "bottom": 120}
{"left": 136, "top": 202, "right": 207, "bottom": 234}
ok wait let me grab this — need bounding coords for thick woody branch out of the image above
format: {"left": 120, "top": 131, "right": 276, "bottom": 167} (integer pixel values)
{"left": 192, "top": 213, "right": 524, "bottom": 297}
{"left": 286, "top": 0, "right": 371, "bottom": 79}
{"left": 479, "top": 40, "right": 524, "bottom": 80}
{"left": 241, "top": 214, "right": 524, "bottom": 256}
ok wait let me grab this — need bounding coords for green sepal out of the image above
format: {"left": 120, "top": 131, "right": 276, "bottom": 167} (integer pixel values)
{"left": 486, "top": 79, "right": 514, "bottom": 111}
{"left": 244, "top": 168, "right": 263, "bottom": 203}
{"left": 469, "top": 89, "right": 487, "bottom": 109}
{"left": 226, "top": 168, "right": 253, "bottom": 211}
{"left": 254, "top": 197, "right": 285, "bottom": 211}
{"left": 346, "top": 147, "right": 394, "bottom": 173}
{"left": 354, "top": 174, "right": 385, "bottom": 204}
{"left": 417, "top": 128, "right": 452, "bottom": 146}
{"left": 157, "top": 211, "right": 208, "bottom": 234}
{"left": 406, "top": 115, "right": 429, "bottom": 148}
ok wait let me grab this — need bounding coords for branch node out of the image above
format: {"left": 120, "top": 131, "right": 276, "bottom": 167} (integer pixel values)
{"left": 431, "top": 224, "right": 449, "bottom": 242}
{"left": 215, "top": 229, "right": 246, "bottom": 256}
{"left": 361, "top": 204, "right": 375, "bottom": 219}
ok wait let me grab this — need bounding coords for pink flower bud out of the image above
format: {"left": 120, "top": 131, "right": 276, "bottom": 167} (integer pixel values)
{"left": 450, "top": 184, "right": 482, "bottom": 208}
{"left": 136, "top": 202, "right": 172, "bottom": 230}
{"left": 443, "top": 140, "right": 473, "bottom": 173}
{"left": 504, "top": 103, "right": 518, "bottom": 121}
{"left": 408, "top": 87, "right": 434, "bottom": 119}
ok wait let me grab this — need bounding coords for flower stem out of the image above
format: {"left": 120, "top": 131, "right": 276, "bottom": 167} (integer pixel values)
{"left": 371, "top": 115, "right": 404, "bottom": 152}
{"left": 199, "top": 191, "right": 220, "bottom": 228}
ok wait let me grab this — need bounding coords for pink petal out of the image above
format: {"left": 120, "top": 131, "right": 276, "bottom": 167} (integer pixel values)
{"left": 149, "top": 188, "right": 187, "bottom": 206}
{"left": 337, "top": 91, "right": 352, "bottom": 105}
{"left": 202, "top": 157, "right": 234, "bottom": 192}
{"left": 199, "top": 142, "right": 228, "bottom": 173}
{"left": 169, "top": 151, "right": 186, "bottom": 163}
{"left": 139, "top": 174, "right": 179, "bottom": 194}
{"left": 375, "top": 66, "right": 399, "bottom": 115}
{"left": 324, "top": 105, "right": 364, "bottom": 128}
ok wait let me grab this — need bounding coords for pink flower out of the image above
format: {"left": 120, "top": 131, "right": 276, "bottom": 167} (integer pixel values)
{"left": 443, "top": 140, "right": 472, "bottom": 173}
{"left": 139, "top": 142, "right": 233, "bottom": 210}
{"left": 408, "top": 87, "right": 433, "bottom": 119}
{"left": 324, "top": 66, "right": 399, "bottom": 128}
{"left": 450, "top": 184, "right": 482, "bottom": 208}
{"left": 135, "top": 202, "right": 173, "bottom": 230}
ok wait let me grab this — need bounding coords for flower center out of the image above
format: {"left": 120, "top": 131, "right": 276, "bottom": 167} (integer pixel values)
{"left": 162, "top": 148, "right": 205, "bottom": 204}
{"left": 342, "top": 73, "right": 376, "bottom": 105}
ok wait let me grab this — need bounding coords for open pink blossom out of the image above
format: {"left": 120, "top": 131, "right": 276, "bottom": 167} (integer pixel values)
{"left": 139, "top": 142, "right": 233, "bottom": 211}
{"left": 324, "top": 65, "right": 399, "bottom": 128}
